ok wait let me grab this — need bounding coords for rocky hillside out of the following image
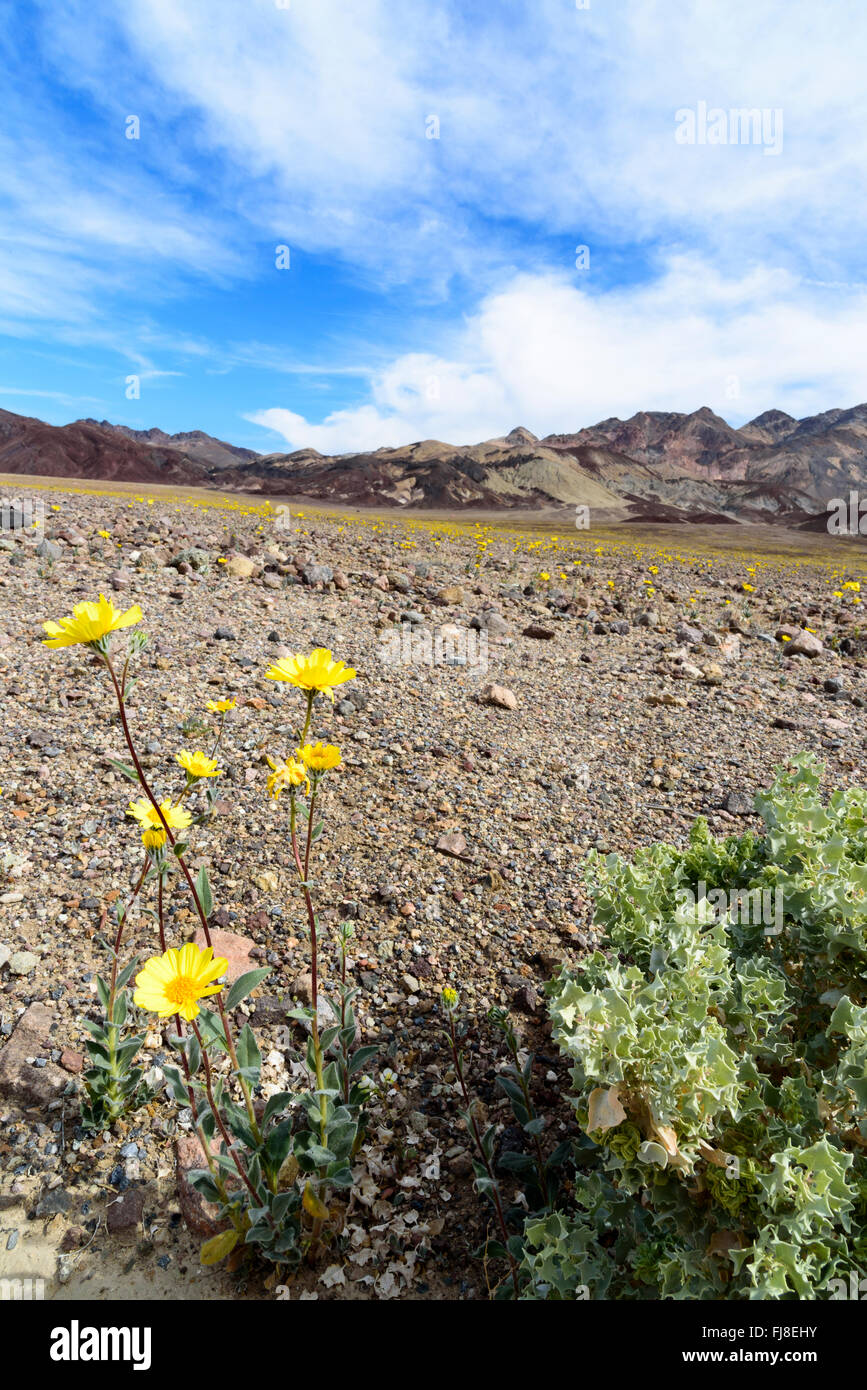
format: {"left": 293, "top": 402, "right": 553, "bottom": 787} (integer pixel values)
{"left": 82, "top": 421, "right": 260, "bottom": 471}
{"left": 1, "top": 403, "right": 866, "bottom": 526}
{"left": 0, "top": 410, "right": 198, "bottom": 486}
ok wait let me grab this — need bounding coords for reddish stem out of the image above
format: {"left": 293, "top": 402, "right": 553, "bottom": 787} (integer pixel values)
{"left": 103, "top": 650, "right": 258, "bottom": 1133}
{"left": 192, "top": 1019, "right": 271, "bottom": 1221}
{"left": 108, "top": 855, "right": 149, "bottom": 1003}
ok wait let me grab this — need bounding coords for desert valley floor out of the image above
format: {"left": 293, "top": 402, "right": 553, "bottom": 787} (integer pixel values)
{"left": 0, "top": 477, "right": 864, "bottom": 1300}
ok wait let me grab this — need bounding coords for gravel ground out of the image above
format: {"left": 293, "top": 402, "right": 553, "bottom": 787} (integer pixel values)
{"left": 0, "top": 486, "right": 865, "bottom": 1301}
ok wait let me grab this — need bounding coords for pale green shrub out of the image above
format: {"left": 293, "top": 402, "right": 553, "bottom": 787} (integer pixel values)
{"left": 522, "top": 754, "right": 867, "bottom": 1300}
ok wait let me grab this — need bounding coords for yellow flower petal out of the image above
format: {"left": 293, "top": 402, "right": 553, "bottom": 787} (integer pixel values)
{"left": 176, "top": 750, "right": 222, "bottom": 779}
{"left": 264, "top": 648, "right": 356, "bottom": 702}
{"left": 133, "top": 944, "right": 228, "bottom": 1021}
{"left": 42, "top": 595, "right": 143, "bottom": 649}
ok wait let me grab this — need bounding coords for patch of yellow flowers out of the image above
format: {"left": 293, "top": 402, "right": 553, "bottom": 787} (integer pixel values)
{"left": 42, "top": 595, "right": 355, "bottom": 1034}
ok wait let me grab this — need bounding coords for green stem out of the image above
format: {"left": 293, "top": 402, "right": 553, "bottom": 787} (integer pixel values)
{"left": 506, "top": 1034, "right": 549, "bottom": 1208}
{"left": 339, "top": 935, "right": 350, "bottom": 1105}
{"left": 290, "top": 773, "right": 328, "bottom": 1258}
{"left": 209, "top": 710, "right": 226, "bottom": 762}
{"left": 299, "top": 689, "right": 314, "bottom": 747}
{"left": 290, "top": 800, "right": 319, "bottom": 1010}
{"left": 101, "top": 854, "right": 151, "bottom": 1122}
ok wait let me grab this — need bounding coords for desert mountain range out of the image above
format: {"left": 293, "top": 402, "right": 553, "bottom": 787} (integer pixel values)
{"left": 2, "top": 403, "right": 867, "bottom": 526}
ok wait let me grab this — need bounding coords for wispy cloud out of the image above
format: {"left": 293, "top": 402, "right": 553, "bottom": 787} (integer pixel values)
{"left": 2, "top": 0, "right": 867, "bottom": 442}
{"left": 33, "top": 0, "right": 867, "bottom": 280}
{"left": 0, "top": 386, "right": 107, "bottom": 407}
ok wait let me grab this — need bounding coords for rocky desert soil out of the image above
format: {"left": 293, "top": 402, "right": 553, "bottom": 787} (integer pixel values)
{"left": 0, "top": 481, "right": 865, "bottom": 1301}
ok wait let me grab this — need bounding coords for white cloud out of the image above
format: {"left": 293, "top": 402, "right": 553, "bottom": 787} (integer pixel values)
{"left": 35, "top": 0, "right": 867, "bottom": 282}
{"left": 6, "top": 0, "right": 867, "bottom": 434}
{"left": 248, "top": 259, "right": 867, "bottom": 451}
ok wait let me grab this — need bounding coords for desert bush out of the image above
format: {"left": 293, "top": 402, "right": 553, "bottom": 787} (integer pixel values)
{"left": 521, "top": 754, "right": 866, "bottom": 1300}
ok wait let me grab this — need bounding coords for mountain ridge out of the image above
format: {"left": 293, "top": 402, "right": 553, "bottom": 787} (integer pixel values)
{"left": 0, "top": 404, "right": 864, "bottom": 527}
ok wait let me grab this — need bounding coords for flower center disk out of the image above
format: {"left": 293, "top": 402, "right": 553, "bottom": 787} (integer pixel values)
{"left": 165, "top": 975, "right": 200, "bottom": 1010}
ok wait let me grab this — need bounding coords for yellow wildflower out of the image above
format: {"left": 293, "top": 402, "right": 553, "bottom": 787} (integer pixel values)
{"left": 42, "top": 595, "right": 143, "bottom": 649}
{"left": 205, "top": 697, "right": 236, "bottom": 714}
{"left": 133, "top": 943, "right": 228, "bottom": 1023}
{"left": 264, "top": 648, "right": 356, "bottom": 702}
{"left": 176, "top": 750, "right": 222, "bottom": 779}
{"left": 265, "top": 755, "right": 310, "bottom": 799}
{"left": 128, "top": 797, "right": 193, "bottom": 831}
{"left": 299, "top": 742, "right": 342, "bottom": 772}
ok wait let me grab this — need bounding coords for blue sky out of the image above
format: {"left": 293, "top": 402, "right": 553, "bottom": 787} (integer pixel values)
{"left": 2, "top": 0, "right": 867, "bottom": 453}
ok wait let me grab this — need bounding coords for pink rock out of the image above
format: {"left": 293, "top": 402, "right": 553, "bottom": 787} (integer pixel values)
{"left": 435, "top": 831, "right": 470, "bottom": 861}
{"left": 0, "top": 1004, "right": 66, "bottom": 1108}
{"left": 788, "top": 631, "right": 823, "bottom": 658}
{"left": 291, "top": 971, "right": 314, "bottom": 1005}
{"left": 481, "top": 683, "right": 518, "bottom": 710}
{"left": 193, "top": 927, "right": 255, "bottom": 986}
{"left": 175, "top": 1135, "right": 233, "bottom": 1238}
{"left": 719, "top": 635, "right": 741, "bottom": 662}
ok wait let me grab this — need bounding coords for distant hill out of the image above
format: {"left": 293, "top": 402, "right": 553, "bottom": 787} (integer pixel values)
{"left": 1, "top": 403, "right": 866, "bottom": 527}
{"left": 0, "top": 409, "right": 197, "bottom": 486}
